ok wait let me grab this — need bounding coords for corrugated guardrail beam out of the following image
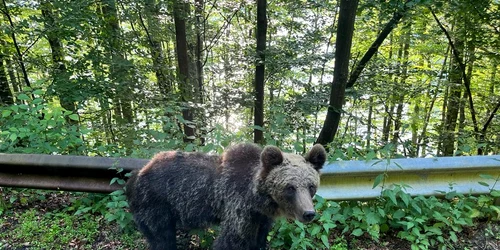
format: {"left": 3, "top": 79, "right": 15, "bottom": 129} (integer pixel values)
{"left": 0, "top": 153, "right": 499, "bottom": 199}
{"left": 318, "top": 155, "right": 500, "bottom": 200}
{"left": 0, "top": 154, "right": 147, "bottom": 193}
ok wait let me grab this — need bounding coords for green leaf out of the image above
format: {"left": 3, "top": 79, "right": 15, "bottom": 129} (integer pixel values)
{"left": 411, "top": 202, "right": 422, "bottom": 214}
{"left": 479, "top": 174, "right": 494, "bottom": 180}
{"left": 378, "top": 208, "right": 386, "bottom": 217}
{"left": 32, "top": 98, "right": 43, "bottom": 104}
{"left": 68, "top": 114, "right": 79, "bottom": 121}
{"left": 478, "top": 181, "right": 490, "bottom": 187}
{"left": 9, "top": 133, "right": 17, "bottom": 141}
{"left": 366, "top": 212, "right": 380, "bottom": 225}
{"left": 450, "top": 231, "right": 458, "bottom": 242}
{"left": 491, "top": 190, "right": 500, "bottom": 197}
{"left": 17, "top": 93, "right": 29, "bottom": 100}
{"left": 393, "top": 210, "right": 405, "bottom": 219}
{"left": 385, "top": 190, "right": 398, "bottom": 205}
{"left": 110, "top": 189, "right": 124, "bottom": 196}
{"left": 351, "top": 228, "right": 363, "bottom": 236}
{"left": 320, "top": 234, "right": 329, "bottom": 248}
{"left": 401, "top": 193, "right": 410, "bottom": 207}
{"left": 373, "top": 173, "right": 385, "bottom": 189}
{"left": 1, "top": 110, "right": 12, "bottom": 117}
{"left": 118, "top": 200, "right": 128, "bottom": 207}
{"left": 310, "top": 224, "right": 321, "bottom": 236}
{"left": 365, "top": 151, "right": 377, "bottom": 161}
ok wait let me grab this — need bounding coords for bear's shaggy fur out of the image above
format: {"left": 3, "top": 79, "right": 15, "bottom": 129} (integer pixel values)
{"left": 126, "top": 143, "right": 326, "bottom": 250}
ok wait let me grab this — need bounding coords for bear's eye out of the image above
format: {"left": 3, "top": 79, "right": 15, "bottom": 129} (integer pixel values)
{"left": 308, "top": 185, "right": 316, "bottom": 194}
{"left": 285, "top": 185, "right": 296, "bottom": 193}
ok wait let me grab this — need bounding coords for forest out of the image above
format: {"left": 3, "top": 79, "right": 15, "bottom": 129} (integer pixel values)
{"left": 1, "top": 0, "right": 500, "bottom": 249}
{"left": 1, "top": 0, "right": 499, "bottom": 157}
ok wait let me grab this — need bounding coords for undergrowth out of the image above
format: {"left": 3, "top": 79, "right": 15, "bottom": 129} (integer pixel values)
{"left": 267, "top": 181, "right": 500, "bottom": 250}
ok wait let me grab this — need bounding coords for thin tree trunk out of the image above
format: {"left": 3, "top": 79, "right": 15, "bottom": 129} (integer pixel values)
{"left": 410, "top": 102, "right": 419, "bottom": 157}
{"left": 366, "top": 96, "right": 373, "bottom": 149}
{"left": 382, "top": 33, "right": 394, "bottom": 144}
{"left": 391, "top": 23, "right": 411, "bottom": 147}
{"left": 41, "top": 0, "right": 78, "bottom": 124}
{"left": 253, "top": 0, "right": 267, "bottom": 144}
{"left": 101, "top": 0, "right": 134, "bottom": 152}
{"left": 382, "top": 104, "right": 394, "bottom": 144}
{"left": 478, "top": 63, "right": 500, "bottom": 154}
{"left": 194, "top": 0, "right": 206, "bottom": 145}
{"left": 0, "top": 48, "right": 13, "bottom": 105}
{"left": 195, "top": 0, "right": 204, "bottom": 103}
{"left": 432, "top": 10, "right": 480, "bottom": 151}
{"left": 5, "top": 57, "right": 19, "bottom": 94}
{"left": 144, "top": 0, "right": 171, "bottom": 95}
{"left": 173, "top": 0, "right": 196, "bottom": 143}
{"left": 419, "top": 47, "right": 449, "bottom": 156}
{"left": 316, "top": 0, "right": 359, "bottom": 146}
{"left": 441, "top": 38, "right": 464, "bottom": 156}
{"left": 2, "top": 0, "right": 31, "bottom": 92}
{"left": 346, "top": 0, "right": 412, "bottom": 88}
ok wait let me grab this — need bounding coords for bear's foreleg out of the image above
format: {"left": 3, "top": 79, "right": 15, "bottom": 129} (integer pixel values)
{"left": 255, "top": 216, "right": 273, "bottom": 249}
{"left": 143, "top": 220, "right": 177, "bottom": 250}
{"left": 135, "top": 211, "right": 177, "bottom": 250}
{"left": 213, "top": 218, "right": 258, "bottom": 250}
{"left": 213, "top": 214, "right": 272, "bottom": 250}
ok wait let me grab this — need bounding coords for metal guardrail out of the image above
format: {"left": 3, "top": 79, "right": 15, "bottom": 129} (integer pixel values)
{"left": 0, "top": 154, "right": 147, "bottom": 193}
{"left": 0, "top": 153, "right": 499, "bottom": 199}
{"left": 318, "top": 155, "right": 500, "bottom": 200}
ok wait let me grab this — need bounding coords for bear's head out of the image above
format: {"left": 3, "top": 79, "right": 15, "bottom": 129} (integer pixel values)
{"left": 256, "top": 144, "right": 326, "bottom": 223}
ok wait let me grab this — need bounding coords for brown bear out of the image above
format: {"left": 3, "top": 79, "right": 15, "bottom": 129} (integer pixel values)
{"left": 126, "top": 143, "right": 326, "bottom": 250}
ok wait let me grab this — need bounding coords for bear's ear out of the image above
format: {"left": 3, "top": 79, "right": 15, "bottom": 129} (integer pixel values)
{"left": 305, "top": 144, "right": 326, "bottom": 171}
{"left": 261, "top": 145, "right": 284, "bottom": 169}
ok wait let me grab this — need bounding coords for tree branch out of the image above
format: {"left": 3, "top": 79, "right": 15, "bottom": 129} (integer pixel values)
{"left": 482, "top": 100, "right": 500, "bottom": 133}
{"left": 346, "top": 0, "right": 412, "bottom": 89}
{"left": 430, "top": 9, "right": 479, "bottom": 136}
{"left": 2, "top": 0, "right": 31, "bottom": 89}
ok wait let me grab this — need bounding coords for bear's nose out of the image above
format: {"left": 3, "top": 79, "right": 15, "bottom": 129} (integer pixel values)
{"left": 302, "top": 211, "right": 316, "bottom": 222}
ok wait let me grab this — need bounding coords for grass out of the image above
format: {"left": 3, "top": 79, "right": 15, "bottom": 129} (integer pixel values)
{"left": 0, "top": 190, "right": 146, "bottom": 250}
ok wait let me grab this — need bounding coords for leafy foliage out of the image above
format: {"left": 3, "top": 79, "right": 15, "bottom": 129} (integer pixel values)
{"left": 268, "top": 188, "right": 499, "bottom": 250}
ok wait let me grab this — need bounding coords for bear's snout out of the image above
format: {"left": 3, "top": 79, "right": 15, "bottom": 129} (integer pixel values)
{"left": 302, "top": 211, "right": 316, "bottom": 222}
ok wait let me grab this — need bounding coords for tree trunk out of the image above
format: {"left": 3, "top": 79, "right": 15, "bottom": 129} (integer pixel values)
{"left": 366, "top": 97, "right": 373, "bottom": 149}
{"left": 194, "top": 0, "right": 206, "bottom": 145}
{"left": 5, "top": 57, "right": 19, "bottom": 94}
{"left": 432, "top": 10, "right": 480, "bottom": 154}
{"left": 253, "top": 0, "right": 267, "bottom": 144}
{"left": 441, "top": 38, "right": 464, "bottom": 156}
{"left": 382, "top": 104, "right": 394, "bottom": 144}
{"left": 382, "top": 33, "right": 394, "bottom": 144}
{"left": 173, "top": 0, "right": 196, "bottom": 143}
{"left": 2, "top": 0, "right": 31, "bottom": 91}
{"left": 391, "top": 23, "right": 411, "bottom": 147}
{"left": 195, "top": 0, "right": 204, "bottom": 103}
{"left": 101, "top": 0, "right": 135, "bottom": 153}
{"left": 0, "top": 48, "right": 13, "bottom": 105}
{"left": 144, "top": 0, "right": 172, "bottom": 95}
{"left": 41, "top": 1, "right": 76, "bottom": 114}
{"left": 479, "top": 63, "right": 500, "bottom": 154}
{"left": 419, "top": 47, "right": 449, "bottom": 157}
{"left": 316, "top": 0, "right": 359, "bottom": 146}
